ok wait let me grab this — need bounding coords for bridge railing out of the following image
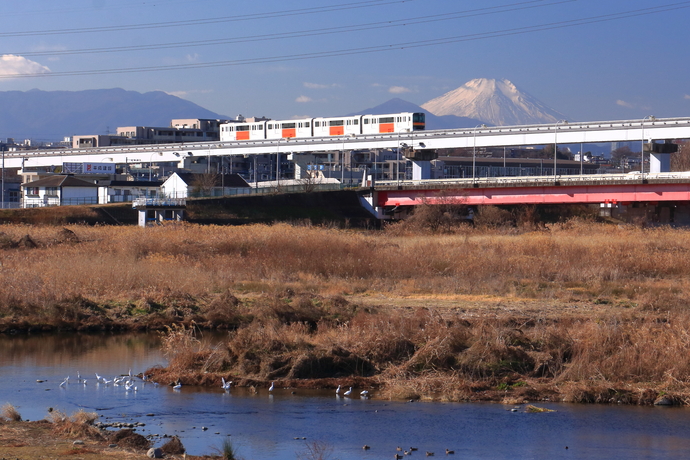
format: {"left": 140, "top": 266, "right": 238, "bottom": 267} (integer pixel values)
{"left": 375, "top": 171, "right": 690, "bottom": 189}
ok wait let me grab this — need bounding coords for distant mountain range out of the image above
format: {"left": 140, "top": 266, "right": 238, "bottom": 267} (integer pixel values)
{"left": 0, "top": 88, "right": 227, "bottom": 141}
{"left": 0, "top": 79, "right": 567, "bottom": 141}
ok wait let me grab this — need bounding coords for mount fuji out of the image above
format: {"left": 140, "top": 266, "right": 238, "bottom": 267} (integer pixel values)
{"left": 421, "top": 78, "right": 568, "bottom": 126}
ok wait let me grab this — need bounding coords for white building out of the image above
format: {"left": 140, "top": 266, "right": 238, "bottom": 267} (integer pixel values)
{"left": 161, "top": 172, "right": 250, "bottom": 198}
{"left": 21, "top": 175, "right": 99, "bottom": 208}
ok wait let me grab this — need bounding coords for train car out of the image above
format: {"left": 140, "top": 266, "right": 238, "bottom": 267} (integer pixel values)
{"left": 220, "top": 111, "right": 425, "bottom": 142}
{"left": 361, "top": 112, "right": 425, "bottom": 134}
{"left": 265, "top": 118, "right": 313, "bottom": 139}
{"left": 312, "top": 115, "right": 363, "bottom": 137}
{"left": 220, "top": 121, "right": 267, "bottom": 141}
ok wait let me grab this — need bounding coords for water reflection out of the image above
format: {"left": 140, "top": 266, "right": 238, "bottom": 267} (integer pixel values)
{"left": 2, "top": 333, "right": 690, "bottom": 459}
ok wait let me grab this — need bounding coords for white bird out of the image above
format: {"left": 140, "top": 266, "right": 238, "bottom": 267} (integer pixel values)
{"left": 221, "top": 378, "right": 232, "bottom": 391}
{"left": 82, "top": 379, "right": 87, "bottom": 385}
{"left": 95, "top": 373, "right": 104, "bottom": 383}
{"left": 268, "top": 381, "right": 275, "bottom": 392}
{"left": 344, "top": 387, "right": 352, "bottom": 396}
{"left": 77, "top": 371, "right": 81, "bottom": 383}
{"left": 360, "top": 390, "right": 369, "bottom": 396}
{"left": 59, "top": 377, "right": 69, "bottom": 387}
{"left": 173, "top": 383, "right": 182, "bottom": 390}
{"left": 336, "top": 385, "right": 341, "bottom": 394}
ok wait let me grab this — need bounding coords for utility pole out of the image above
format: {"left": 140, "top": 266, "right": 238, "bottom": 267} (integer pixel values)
{"left": 1, "top": 144, "right": 4, "bottom": 209}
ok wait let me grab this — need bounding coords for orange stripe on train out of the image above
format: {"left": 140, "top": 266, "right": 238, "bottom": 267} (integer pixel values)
{"left": 379, "top": 123, "right": 395, "bottom": 133}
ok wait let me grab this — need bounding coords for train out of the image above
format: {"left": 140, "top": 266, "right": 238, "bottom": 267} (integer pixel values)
{"left": 219, "top": 112, "right": 425, "bottom": 142}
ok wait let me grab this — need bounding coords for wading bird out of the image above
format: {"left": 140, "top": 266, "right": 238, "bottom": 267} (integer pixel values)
{"left": 268, "top": 381, "right": 275, "bottom": 392}
{"left": 344, "top": 387, "right": 353, "bottom": 396}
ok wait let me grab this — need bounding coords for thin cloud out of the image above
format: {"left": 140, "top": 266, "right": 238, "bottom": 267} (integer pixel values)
{"left": 389, "top": 86, "right": 411, "bottom": 94}
{"left": 0, "top": 55, "right": 50, "bottom": 78}
{"left": 684, "top": 94, "right": 690, "bottom": 100}
{"left": 303, "top": 82, "right": 338, "bottom": 89}
{"left": 165, "top": 89, "right": 213, "bottom": 99}
{"left": 616, "top": 99, "right": 634, "bottom": 108}
{"left": 296, "top": 95, "right": 313, "bottom": 103}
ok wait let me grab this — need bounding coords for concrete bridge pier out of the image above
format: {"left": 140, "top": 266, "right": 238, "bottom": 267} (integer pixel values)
{"left": 406, "top": 149, "right": 438, "bottom": 181}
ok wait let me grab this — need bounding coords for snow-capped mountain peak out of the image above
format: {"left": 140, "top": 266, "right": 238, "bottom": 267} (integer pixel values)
{"left": 421, "top": 78, "right": 567, "bottom": 126}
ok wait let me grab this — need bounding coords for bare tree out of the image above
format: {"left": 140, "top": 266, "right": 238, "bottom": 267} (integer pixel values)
{"left": 297, "top": 169, "right": 319, "bottom": 193}
{"left": 405, "top": 190, "right": 469, "bottom": 233}
{"left": 191, "top": 173, "right": 219, "bottom": 197}
{"left": 611, "top": 145, "right": 634, "bottom": 168}
{"left": 671, "top": 141, "right": 690, "bottom": 172}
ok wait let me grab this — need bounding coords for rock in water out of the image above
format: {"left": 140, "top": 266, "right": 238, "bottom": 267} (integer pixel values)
{"left": 147, "top": 447, "right": 163, "bottom": 458}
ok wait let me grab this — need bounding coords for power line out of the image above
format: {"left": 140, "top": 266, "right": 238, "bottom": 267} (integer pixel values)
{"left": 0, "top": 0, "right": 404, "bottom": 37}
{"left": 3, "top": 1, "right": 688, "bottom": 79}
{"left": 9, "top": 0, "right": 571, "bottom": 58}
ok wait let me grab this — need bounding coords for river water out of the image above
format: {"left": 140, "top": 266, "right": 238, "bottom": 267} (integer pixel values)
{"left": 2, "top": 332, "right": 690, "bottom": 459}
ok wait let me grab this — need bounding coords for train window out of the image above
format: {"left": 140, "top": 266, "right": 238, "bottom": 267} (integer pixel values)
{"left": 259, "top": 125, "right": 263, "bottom": 130}
{"left": 305, "top": 122, "right": 310, "bottom": 127}
{"left": 298, "top": 123, "right": 303, "bottom": 128}
{"left": 379, "top": 117, "right": 394, "bottom": 123}
{"left": 330, "top": 120, "right": 344, "bottom": 127}
{"left": 354, "top": 119, "right": 359, "bottom": 125}
{"left": 237, "top": 125, "right": 249, "bottom": 131}
{"left": 413, "top": 113, "right": 425, "bottom": 123}
{"left": 268, "top": 124, "right": 273, "bottom": 129}
{"left": 315, "top": 121, "right": 320, "bottom": 127}
{"left": 282, "top": 122, "right": 296, "bottom": 129}
{"left": 346, "top": 120, "right": 351, "bottom": 125}
{"left": 363, "top": 119, "right": 369, "bottom": 124}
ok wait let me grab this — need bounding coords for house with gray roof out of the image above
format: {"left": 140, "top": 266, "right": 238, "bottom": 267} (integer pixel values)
{"left": 21, "top": 175, "right": 99, "bottom": 208}
{"left": 161, "top": 172, "right": 250, "bottom": 198}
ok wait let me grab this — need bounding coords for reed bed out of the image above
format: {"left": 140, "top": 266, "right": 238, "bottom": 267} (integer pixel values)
{"left": 149, "top": 305, "right": 690, "bottom": 405}
{"left": 0, "top": 222, "right": 688, "bottom": 312}
{"left": 2, "top": 221, "right": 690, "bottom": 403}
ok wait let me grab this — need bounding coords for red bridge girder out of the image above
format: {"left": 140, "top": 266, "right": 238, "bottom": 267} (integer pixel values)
{"left": 377, "top": 182, "right": 690, "bottom": 207}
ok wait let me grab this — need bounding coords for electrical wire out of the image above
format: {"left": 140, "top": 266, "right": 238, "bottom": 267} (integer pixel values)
{"left": 0, "top": 0, "right": 406, "bottom": 37}
{"left": 9, "top": 0, "right": 572, "bottom": 58}
{"left": 2, "top": 1, "right": 688, "bottom": 79}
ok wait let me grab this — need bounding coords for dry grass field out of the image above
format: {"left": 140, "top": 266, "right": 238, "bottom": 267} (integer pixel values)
{"left": 1, "top": 220, "right": 690, "bottom": 404}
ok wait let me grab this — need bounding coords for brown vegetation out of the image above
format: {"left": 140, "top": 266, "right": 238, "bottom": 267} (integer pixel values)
{"left": 48, "top": 408, "right": 103, "bottom": 440}
{"left": 1, "top": 403, "right": 22, "bottom": 422}
{"left": 2, "top": 221, "right": 690, "bottom": 404}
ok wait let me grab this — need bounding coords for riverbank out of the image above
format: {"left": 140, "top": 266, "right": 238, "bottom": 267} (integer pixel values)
{"left": 0, "top": 413, "right": 217, "bottom": 459}
{"left": 1, "top": 221, "right": 690, "bottom": 405}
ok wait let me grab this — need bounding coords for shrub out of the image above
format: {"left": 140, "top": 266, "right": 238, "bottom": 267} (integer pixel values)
{"left": 1, "top": 403, "right": 21, "bottom": 421}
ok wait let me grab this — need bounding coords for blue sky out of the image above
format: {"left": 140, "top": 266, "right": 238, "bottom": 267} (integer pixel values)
{"left": 1, "top": 0, "right": 690, "bottom": 123}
